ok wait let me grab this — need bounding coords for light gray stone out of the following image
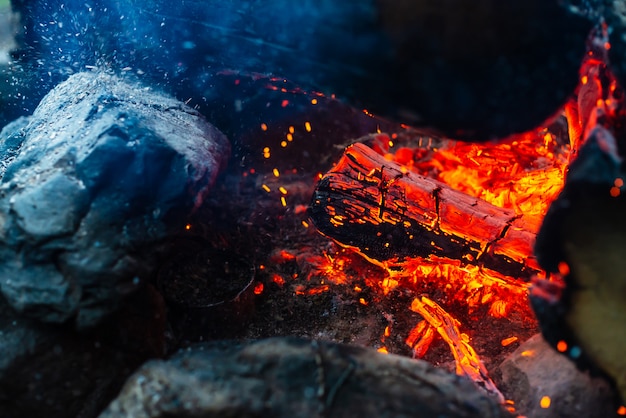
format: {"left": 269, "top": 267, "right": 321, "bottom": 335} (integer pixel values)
{"left": 499, "top": 334, "right": 620, "bottom": 418}
{"left": 0, "top": 71, "right": 229, "bottom": 328}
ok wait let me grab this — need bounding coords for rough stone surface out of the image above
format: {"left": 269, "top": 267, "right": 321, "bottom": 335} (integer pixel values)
{"left": 100, "top": 337, "right": 512, "bottom": 418}
{"left": 0, "top": 283, "right": 167, "bottom": 418}
{"left": 0, "top": 71, "right": 229, "bottom": 328}
{"left": 499, "top": 334, "right": 620, "bottom": 418}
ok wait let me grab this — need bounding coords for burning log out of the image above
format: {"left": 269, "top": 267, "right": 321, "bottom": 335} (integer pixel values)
{"left": 10, "top": 0, "right": 591, "bottom": 140}
{"left": 309, "top": 142, "right": 540, "bottom": 279}
{"left": 100, "top": 337, "right": 513, "bottom": 418}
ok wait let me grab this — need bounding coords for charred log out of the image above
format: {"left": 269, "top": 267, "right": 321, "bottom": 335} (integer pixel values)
{"left": 309, "top": 142, "right": 539, "bottom": 278}
{"left": 10, "top": 0, "right": 590, "bottom": 140}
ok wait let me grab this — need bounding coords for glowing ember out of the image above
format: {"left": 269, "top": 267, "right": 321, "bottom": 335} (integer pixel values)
{"left": 410, "top": 296, "right": 504, "bottom": 401}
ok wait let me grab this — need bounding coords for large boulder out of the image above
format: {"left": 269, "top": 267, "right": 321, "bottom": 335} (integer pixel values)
{"left": 0, "top": 71, "right": 229, "bottom": 328}
{"left": 99, "top": 337, "right": 511, "bottom": 418}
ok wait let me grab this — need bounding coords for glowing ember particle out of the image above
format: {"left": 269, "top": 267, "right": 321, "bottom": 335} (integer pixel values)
{"left": 311, "top": 98, "right": 318, "bottom": 105}
{"left": 305, "top": 121, "right": 312, "bottom": 132}
{"left": 263, "top": 146, "right": 270, "bottom": 158}
{"left": 359, "top": 297, "right": 368, "bottom": 306}
{"left": 488, "top": 300, "right": 508, "bottom": 318}
{"left": 521, "top": 350, "right": 534, "bottom": 357}
{"left": 501, "top": 336, "right": 518, "bottom": 347}
{"left": 301, "top": 220, "right": 309, "bottom": 228}
{"left": 253, "top": 282, "right": 264, "bottom": 295}
{"left": 272, "top": 274, "right": 285, "bottom": 286}
{"left": 557, "top": 261, "right": 570, "bottom": 276}
{"left": 288, "top": 126, "right": 295, "bottom": 134}
{"left": 261, "top": 184, "right": 271, "bottom": 193}
{"left": 261, "top": 123, "right": 268, "bottom": 131}
{"left": 280, "top": 196, "right": 287, "bottom": 207}
{"left": 388, "top": 140, "right": 394, "bottom": 148}
{"left": 617, "top": 406, "right": 626, "bottom": 415}
{"left": 384, "top": 326, "right": 391, "bottom": 337}
{"left": 605, "top": 42, "right": 611, "bottom": 50}
{"left": 273, "top": 168, "right": 280, "bottom": 177}
{"left": 581, "top": 75, "right": 588, "bottom": 84}
{"left": 354, "top": 285, "right": 362, "bottom": 292}
{"left": 540, "top": 396, "right": 551, "bottom": 409}
{"left": 377, "top": 347, "right": 388, "bottom": 354}
{"left": 286, "top": 133, "right": 293, "bottom": 142}
{"left": 277, "top": 187, "right": 287, "bottom": 195}
{"left": 615, "top": 178, "right": 624, "bottom": 187}
{"left": 611, "top": 186, "right": 621, "bottom": 197}
{"left": 556, "top": 340, "right": 568, "bottom": 352}
{"left": 185, "top": 224, "right": 191, "bottom": 230}
{"left": 280, "top": 141, "right": 287, "bottom": 148}
{"left": 307, "top": 285, "right": 330, "bottom": 295}
{"left": 281, "top": 99, "right": 289, "bottom": 107}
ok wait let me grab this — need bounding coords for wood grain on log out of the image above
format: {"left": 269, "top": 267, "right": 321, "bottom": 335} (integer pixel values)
{"left": 309, "top": 143, "right": 539, "bottom": 278}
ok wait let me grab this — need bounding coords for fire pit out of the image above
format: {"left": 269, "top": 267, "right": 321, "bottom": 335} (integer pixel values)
{"left": 1, "top": 1, "right": 626, "bottom": 417}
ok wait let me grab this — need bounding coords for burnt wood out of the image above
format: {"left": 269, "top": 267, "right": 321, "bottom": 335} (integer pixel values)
{"left": 309, "top": 143, "right": 539, "bottom": 278}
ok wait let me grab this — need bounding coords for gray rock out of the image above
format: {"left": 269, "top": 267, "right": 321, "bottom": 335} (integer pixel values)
{"left": 0, "top": 71, "right": 229, "bottom": 328}
{"left": 499, "top": 333, "right": 620, "bottom": 418}
{"left": 100, "top": 337, "right": 512, "bottom": 418}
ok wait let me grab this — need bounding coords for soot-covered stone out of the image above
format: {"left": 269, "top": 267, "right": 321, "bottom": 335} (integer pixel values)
{"left": 0, "top": 71, "right": 229, "bottom": 328}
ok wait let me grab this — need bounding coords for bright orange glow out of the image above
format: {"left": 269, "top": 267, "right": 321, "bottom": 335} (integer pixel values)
{"left": 253, "top": 282, "right": 264, "bottom": 295}
{"left": 261, "top": 184, "right": 271, "bottom": 193}
{"left": 409, "top": 296, "right": 503, "bottom": 400}
{"left": 280, "top": 196, "right": 287, "bottom": 207}
{"left": 273, "top": 168, "right": 280, "bottom": 177}
{"left": 305, "top": 121, "right": 312, "bottom": 132}
{"left": 272, "top": 274, "right": 285, "bottom": 286}
{"left": 556, "top": 340, "right": 568, "bottom": 353}
{"left": 540, "top": 396, "right": 551, "bottom": 409}
{"left": 307, "top": 285, "right": 330, "bottom": 295}
{"left": 581, "top": 75, "right": 588, "bottom": 84}
{"left": 261, "top": 123, "right": 268, "bottom": 131}
{"left": 185, "top": 224, "right": 191, "bottom": 230}
{"left": 501, "top": 336, "right": 518, "bottom": 347}
{"left": 377, "top": 347, "right": 389, "bottom": 354}
{"left": 617, "top": 405, "right": 626, "bottom": 415}
{"left": 557, "top": 261, "right": 570, "bottom": 276}
{"left": 611, "top": 186, "right": 621, "bottom": 197}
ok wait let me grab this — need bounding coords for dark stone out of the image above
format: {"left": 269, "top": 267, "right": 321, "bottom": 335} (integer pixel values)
{"left": 100, "top": 337, "right": 512, "bottom": 418}
{"left": 0, "top": 283, "right": 167, "bottom": 418}
{"left": 0, "top": 71, "right": 229, "bottom": 328}
{"left": 499, "top": 334, "right": 620, "bottom": 418}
